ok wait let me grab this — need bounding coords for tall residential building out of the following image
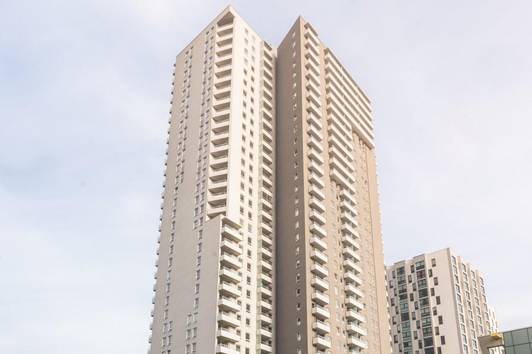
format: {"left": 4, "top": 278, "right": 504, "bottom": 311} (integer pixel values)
{"left": 149, "top": 6, "right": 391, "bottom": 354}
{"left": 387, "top": 249, "right": 499, "bottom": 354}
{"left": 149, "top": 7, "right": 276, "bottom": 354}
{"left": 275, "top": 17, "right": 390, "bottom": 354}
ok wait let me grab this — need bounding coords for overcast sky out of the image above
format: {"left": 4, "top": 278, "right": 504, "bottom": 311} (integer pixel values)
{"left": 1, "top": 0, "right": 531, "bottom": 353}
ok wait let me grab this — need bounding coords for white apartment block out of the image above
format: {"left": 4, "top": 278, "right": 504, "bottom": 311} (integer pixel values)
{"left": 387, "top": 249, "right": 500, "bottom": 354}
{"left": 149, "top": 7, "right": 275, "bottom": 354}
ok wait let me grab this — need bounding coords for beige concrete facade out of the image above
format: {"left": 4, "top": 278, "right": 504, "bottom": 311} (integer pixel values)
{"left": 387, "top": 249, "right": 499, "bottom": 354}
{"left": 149, "top": 7, "right": 391, "bottom": 354}
{"left": 275, "top": 17, "right": 391, "bottom": 354}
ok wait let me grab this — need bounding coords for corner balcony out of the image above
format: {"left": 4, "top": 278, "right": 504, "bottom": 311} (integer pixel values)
{"left": 312, "top": 291, "right": 330, "bottom": 306}
{"left": 308, "top": 160, "right": 325, "bottom": 177}
{"left": 344, "top": 271, "right": 362, "bottom": 286}
{"left": 312, "top": 305, "right": 330, "bottom": 320}
{"left": 220, "top": 253, "right": 241, "bottom": 270}
{"left": 260, "top": 286, "right": 272, "bottom": 299}
{"left": 342, "top": 235, "right": 360, "bottom": 251}
{"left": 345, "top": 284, "right": 365, "bottom": 298}
{"left": 222, "top": 225, "right": 242, "bottom": 243}
{"left": 347, "top": 336, "right": 368, "bottom": 350}
{"left": 347, "top": 323, "right": 368, "bottom": 336}
{"left": 219, "top": 282, "right": 240, "bottom": 298}
{"left": 221, "top": 239, "right": 241, "bottom": 256}
{"left": 218, "top": 311, "right": 240, "bottom": 328}
{"left": 311, "top": 263, "right": 329, "bottom": 278}
{"left": 220, "top": 267, "right": 240, "bottom": 284}
{"left": 217, "top": 328, "right": 240, "bottom": 343}
{"left": 343, "top": 259, "right": 362, "bottom": 275}
{"left": 312, "top": 320, "right": 331, "bottom": 335}
{"left": 346, "top": 310, "right": 366, "bottom": 323}
{"left": 216, "top": 344, "right": 239, "bottom": 354}
{"left": 310, "top": 210, "right": 326, "bottom": 225}
{"left": 310, "top": 222, "right": 327, "bottom": 238}
{"left": 218, "top": 297, "right": 240, "bottom": 313}
{"left": 310, "top": 236, "right": 327, "bottom": 252}
{"left": 311, "top": 276, "right": 329, "bottom": 291}
{"left": 311, "top": 249, "right": 328, "bottom": 264}
{"left": 260, "top": 327, "right": 273, "bottom": 340}
{"left": 309, "top": 197, "right": 326, "bottom": 213}
{"left": 259, "top": 342, "right": 273, "bottom": 353}
{"left": 342, "top": 222, "right": 359, "bottom": 239}
{"left": 313, "top": 335, "right": 332, "bottom": 350}
{"left": 308, "top": 148, "right": 324, "bottom": 164}
{"left": 309, "top": 173, "right": 325, "bottom": 191}
{"left": 260, "top": 313, "right": 272, "bottom": 326}
{"left": 345, "top": 295, "right": 365, "bottom": 311}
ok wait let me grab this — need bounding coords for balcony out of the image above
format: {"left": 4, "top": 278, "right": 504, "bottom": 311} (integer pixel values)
{"left": 343, "top": 258, "right": 362, "bottom": 274}
{"left": 311, "top": 263, "right": 329, "bottom": 278}
{"left": 343, "top": 247, "right": 361, "bottom": 262}
{"left": 310, "top": 236, "right": 327, "bottom": 252}
{"left": 308, "top": 160, "right": 324, "bottom": 177}
{"left": 207, "top": 204, "right": 226, "bottom": 218}
{"left": 342, "top": 235, "right": 360, "bottom": 251}
{"left": 310, "top": 223, "right": 327, "bottom": 238}
{"left": 220, "top": 253, "right": 241, "bottom": 269}
{"left": 311, "top": 276, "right": 329, "bottom": 292}
{"left": 310, "top": 210, "right": 326, "bottom": 226}
{"left": 307, "top": 135, "right": 323, "bottom": 153}
{"left": 260, "top": 327, "right": 273, "bottom": 339}
{"left": 347, "top": 336, "right": 368, "bottom": 350}
{"left": 309, "top": 197, "right": 325, "bottom": 213}
{"left": 312, "top": 305, "right": 330, "bottom": 320}
{"left": 345, "top": 295, "right": 365, "bottom": 310}
{"left": 312, "top": 320, "right": 331, "bottom": 334}
{"left": 259, "top": 342, "right": 273, "bottom": 353}
{"left": 216, "top": 344, "right": 239, "bottom": 354}
{"left": 220, "top": 267, "right": 240, "bottom": 284}
{"left": 308, "top": 148, "right": 324, "bottom": 164}
{"left": 217, "top": 328, "right": 240, "bottom": 343}
{"left": 261, "top": 272, "right": 272, "bottom": 286}
{"left": 342, "top": 222, "right": 359, "bottom": 239}
{"left": 312, "top": 291, "right": 330, "bottom": 306}
{"left": 313, "top": 335, "right": 332, "bottom": 350}
{"left": 220, "top": 238, "right": 240, "bottom": 256}
{"left": 218, "top": 312, "right": 240, "bottom": 328}
{"left": 309, "top": 173, "right": 325, "bottom": 191}
{"left": 347, "top": 323, "right": 367, "bottom": 336}
{"left": 260, "top": 313, "right": 272, "bottom": 325}
{"left": 345, "top": 284, "right": 365, "bottom": 298}
{"left": 260, "top": 299, "right": 273, "bottom": 312}
{"left": 222, "top": 225, "right": 241, "bottom": 243}
{"left": 218, "top": 297, "right": 240, "bottom": 313}
{"left": 211, "top": 156, "right": 228, "bottom": 170}
{"left": 311, "top": 249, "right": 328, "bottom": 264}
{"left": 219, "top": 282, "right": 240, "bottom": 298}
{"left": 346, "top": 310, "right": 366, "bottom": 323}
{"left": 341, "top": 213, "right": 358, "bottom": 226}
{"left": 260, "top": 286, "right": 272, "bottom": 299}
{"left": 210, "top": 143, "right": 229, "bottom": 158}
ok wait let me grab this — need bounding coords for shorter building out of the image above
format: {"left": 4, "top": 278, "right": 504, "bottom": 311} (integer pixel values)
{"left": 479, "top": 326, "right": 532, "bottom": 354}
{"left": 387, "top": 248, "right": 499, "bottom": 354}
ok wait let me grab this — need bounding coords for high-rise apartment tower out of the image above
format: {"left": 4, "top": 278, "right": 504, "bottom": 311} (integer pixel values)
{"left": 149, "top": 6, "right": 390, "bottom": 354}
{"left": 149, "top": 7, "right": 276, "bottom": 354}
{"left": 275, "top": 17, "right": 390, "bottom": 354}
{"left": 387, "top": 248, "right": 500, "bottom": 354}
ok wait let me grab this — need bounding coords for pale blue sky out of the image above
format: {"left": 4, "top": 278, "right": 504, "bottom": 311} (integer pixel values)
{"left": 1, "top": 1, "right": 531, "bottom": 353}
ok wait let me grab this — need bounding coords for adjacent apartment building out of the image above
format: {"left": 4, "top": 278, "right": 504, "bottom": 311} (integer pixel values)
{"left": 148, "top": 6, "right": 390, "bottom": 354}
{"left": 387, "top": 249, "right": 499, "bottom": 354}
{"left": 275, "top": 16, "right": 390, "bottom": 354}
